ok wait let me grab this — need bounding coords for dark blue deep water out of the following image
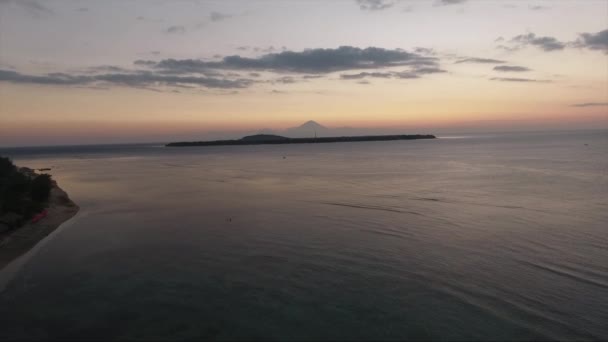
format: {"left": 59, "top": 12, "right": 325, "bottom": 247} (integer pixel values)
{"left": 0, "top": 130, "right": 607, "bottom": 340}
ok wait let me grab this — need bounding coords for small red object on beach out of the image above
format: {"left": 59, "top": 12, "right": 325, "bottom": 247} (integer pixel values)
{"left": 31, "top": 209, "right": 48, "bottom": 223}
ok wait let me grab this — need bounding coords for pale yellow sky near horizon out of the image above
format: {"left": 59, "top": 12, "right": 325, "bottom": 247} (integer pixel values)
{"left": 0, "top": 0, "right": 607, "bottom": 146}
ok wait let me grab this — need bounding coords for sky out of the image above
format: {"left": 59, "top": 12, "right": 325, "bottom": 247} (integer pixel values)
{"left": 0, "top": 0, "right": 607, "bottom": 146}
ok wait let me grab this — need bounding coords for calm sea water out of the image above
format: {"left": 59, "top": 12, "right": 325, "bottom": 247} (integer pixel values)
{"left": 0, "top": 130, "right": 607, "bottom": 340}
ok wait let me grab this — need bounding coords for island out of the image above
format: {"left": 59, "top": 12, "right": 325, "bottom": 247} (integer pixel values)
{"left": 166, "top": 134, "right": 436, "bottom": 147}
{"left": 0, "top": 157, "right": 79, "bottom": 270}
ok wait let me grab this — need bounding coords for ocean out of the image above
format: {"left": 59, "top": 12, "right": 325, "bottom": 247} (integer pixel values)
{"left": 0, "top": 130, "right": 606, "bottom": 340}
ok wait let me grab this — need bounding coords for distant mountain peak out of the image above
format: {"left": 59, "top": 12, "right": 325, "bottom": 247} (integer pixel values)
{"left": 284, "top": 120, "right": 328, "bottom": 138}
{"left": 298, "top": 120, "right": 326, "bottom": 129}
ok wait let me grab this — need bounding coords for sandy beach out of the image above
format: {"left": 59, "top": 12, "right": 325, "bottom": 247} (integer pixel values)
{"left": 0, "top": 182, "right": 79, "bottom": 271}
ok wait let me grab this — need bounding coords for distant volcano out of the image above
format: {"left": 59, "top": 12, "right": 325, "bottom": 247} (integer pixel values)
{"left": 285, "top": 120, "right": 329, "bottom": 138}
{"left": 297, "top": 120, "right": 326, "bottom": 130}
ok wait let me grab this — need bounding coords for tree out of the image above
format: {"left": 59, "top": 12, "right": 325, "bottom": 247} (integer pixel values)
{"left": 30, "top": 174, "right": 52, "bottom": 203}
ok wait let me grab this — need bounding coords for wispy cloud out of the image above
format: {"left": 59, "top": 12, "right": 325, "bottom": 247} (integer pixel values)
{"left": 528, "top": 5, "right": 549, "bottom": 10}
{"left": 0, "top": 69, "right": 254, "bottom": 90}
{"left": 500, "top": 29, "right": 608, "bottom": 54}
{"left": 414, "top": 47, "right": 436, "bottom": 55}
{"left": 209, "top": 11, "right": 232, "bottom": 22}
{"left": 437, "top": 0, "right": 467, "bottom": 5}
{"left": 455, "top": 57, "right": 506, "bottom": 64}
{"left": 165, "top": 25, "right": 186, "bottom": 34}
{"left": 511, "top": 33, "right": 565, "bottom": 51}
{"left": 272, "top": 76, "right": 297, "bottom": 84}
{"left": 0, "top": 0, "right": 53, "bottom": 17}
{"left": 356, "top": 0, "right": 395, "bottom": 11}
{"left": 340, "top": 72, "right": 393, "bottom": 80}
{"left": 571, "top": 102, "right": 608, "bottom": 107}
{"left": 490, "top": 77, "right": 551, "bottom": 83}
{"left": 493, "top": 65, "right": 531, "bottom": 72}
{"left": 340, "top": 67, "right": 445, "bottom": 80}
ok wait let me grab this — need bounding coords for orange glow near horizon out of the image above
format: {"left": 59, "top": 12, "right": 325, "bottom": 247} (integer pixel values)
{"left": 0, "top": 0, "right": 607, "bottom": 146}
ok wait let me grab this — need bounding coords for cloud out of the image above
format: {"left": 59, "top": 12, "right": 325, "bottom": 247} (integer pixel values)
{"left": 501, "top": 30, "right": 607, "bottom": 53}
{"left": 437, "top": 0, "right": 467, "bottom": 5}
{"left": 0, "top": 69, "right": 88, "bottom": 85}
{"left": 166, "top": 25, "right": 186, "bottom": 34}
{"left": 340, "top": 72, "right": 393, "bottom": 80}
{"left": 0, "top": 69, "right": 253, "bottom": 89}
{"left": 85, "top": 65, "right": 131, "bottom": 73}
{"left": 99, "top": 73, "right": 253, "bottom": 89}
{"left": 413, "top": 67, "right": 446, "bottom": 74}
{"left": 414, "top": 47, "right": 436, "bottom": 55}
{"left": 573, "top": 29, "right": 608, "bottom": 53}
{"left": 393, "top": 71, "right": 421, "bottom": 79}
{"left": 528, "top": 5, "right": 549, "bottom": 10}
{"left": 493, "top": 65, "right": 531, "bottom": 72}
{"left": 0, "top": 46, "right": 449, "bottom": 91}
{"left": 77, "top": 7, "right": 88, "bottom": 12}
{"left": 209, "top": 11, "right": 232, "bottom": 22}
{"left": 497, "top": 45, "right": 521, "bottom": 53}
{"left": 0, "top": 0, "right": 53, "bottom": 17}
{"left": 455, "top": 57, "right": 506, "bottom": 64}
{"left": 490, "top": 77, "right": 551, "bottom": 83}
{"left": 356, "top": 0, "right": 395, "bottom": 11}
{"left": 134, "top": 60, "right": 157, "bottom": 66}
{"left": 253, "top": 46, "right": 276, "bottom": 53}
{"left": 340, "top": 67, "right": 445, "bottom": 80}
{"left": 136, "top": 16, "right": 163, "bottom": 23}
{"left": 148, "top": 46, "right": 438, "bottom": 74}
{"left": 273, "top": 76, "right": 297, "bottom": 84}
{"left": 510, "top": 33, "right": 565, "bottom": 51}
{"left": 571, "top": 102, "right": 608, "bottom": 107}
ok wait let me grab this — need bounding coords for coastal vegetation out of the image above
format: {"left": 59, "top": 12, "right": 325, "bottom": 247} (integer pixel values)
{"left": 0, "top": 156, "right": 52, "bottom": 232}
{"left": 0, "top": 157, "right": 78, "bottom": 270}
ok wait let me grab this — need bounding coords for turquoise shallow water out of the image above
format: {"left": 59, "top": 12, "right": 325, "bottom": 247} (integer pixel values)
{"left": 0, "top": 130, "right": 607, "bottom": 340}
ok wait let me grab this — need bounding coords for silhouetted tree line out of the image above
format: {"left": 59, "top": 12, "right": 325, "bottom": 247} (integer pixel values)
{"left": 167, "top": 134, "right": 436, "bottom": 147}
{"left": 0, "top": 156, "right": 52, "bottom": 229}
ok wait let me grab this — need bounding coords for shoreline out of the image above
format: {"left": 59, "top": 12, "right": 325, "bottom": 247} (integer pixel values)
{"left": 166, "top": 134, "right": 436, "bottom": 147}
{"left": 0, "top": 182, "right": 79, "bottom": 271}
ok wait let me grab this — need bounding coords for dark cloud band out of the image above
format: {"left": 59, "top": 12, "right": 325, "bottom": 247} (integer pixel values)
{"left": 0, "top": 69, "right": 253, "bottom": 89}
{"left": 148, "top": 46, "right": 438, "bottom": 74}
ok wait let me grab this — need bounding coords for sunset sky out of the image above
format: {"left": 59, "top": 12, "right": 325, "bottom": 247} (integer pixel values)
{"left": 0, "top": 0, "right": 607, "bottom": 146}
